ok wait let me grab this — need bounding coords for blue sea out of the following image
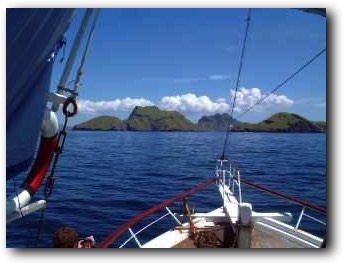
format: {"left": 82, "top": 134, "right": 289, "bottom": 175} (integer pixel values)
{"left": 6, "top": 132, "right": 327, "bottom": 248}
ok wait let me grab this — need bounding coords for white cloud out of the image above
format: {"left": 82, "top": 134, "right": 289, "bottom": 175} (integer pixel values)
{"left": 225, "top": 47, "right": 236, "bottom": 52}
{"left": 173, "top": 74, "right": 231, "bottom": 83}
{"left": 314, "top": 102, "right": 326, "bottom": 108}
{"left": 224, "top": 44, "right": 237, "bottom": 53}
{"left": 209, "top": 74, "right": 231, "bottom": 81}
{"left": 231, "top": 88, "right": 294, "bottom": 112}
{"left": 216, "top": 98, "right": 227, "bottom": 103}
{"left": 79, "top": 94, "right": 230, "bottom": 115}
{"left": 77, "top": 88, "right": 293, "bottom": 116}
{"left": 77, "top": 98, "right": 154, "bottom": 113}
{"left": 294, "top": 97, "right": 326, "bottom": 108}
{"left": 158, "top": 93, "right": 230, "bottom": 113}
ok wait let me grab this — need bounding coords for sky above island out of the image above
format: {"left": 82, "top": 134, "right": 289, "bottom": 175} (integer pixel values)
{"left": 50, "top": 8, "right": 326, "bottom": 125}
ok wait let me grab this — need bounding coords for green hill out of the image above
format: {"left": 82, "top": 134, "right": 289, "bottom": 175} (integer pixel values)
{"left": 197, "top": 112, "right": 325, "bottom": 133}
{"left": 72, "top": 116, "right": 126, "bottom": 131}
{"left": 126, "top": 106, "right": 197, "bottom": 131}
{"left": 237, "top": 112, "right": 324, "bottom": 132}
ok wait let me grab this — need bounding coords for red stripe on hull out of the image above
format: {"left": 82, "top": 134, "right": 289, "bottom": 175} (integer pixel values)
{"left": 23, "top": 135, "right": 58, "bottom": 194}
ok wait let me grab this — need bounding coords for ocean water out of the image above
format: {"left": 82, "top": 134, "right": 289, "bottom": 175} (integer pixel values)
{"left": 6, "top": 132, "right": 326, "bottom": 248}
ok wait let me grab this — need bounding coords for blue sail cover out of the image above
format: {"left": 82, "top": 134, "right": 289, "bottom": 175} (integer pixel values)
{"left": 6, "top": 9, "right": 75, "bottom": 180}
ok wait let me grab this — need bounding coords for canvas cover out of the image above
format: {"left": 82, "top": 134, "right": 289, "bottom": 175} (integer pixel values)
{"left": 6, "top": 8, "right": 75, "bottom": 179}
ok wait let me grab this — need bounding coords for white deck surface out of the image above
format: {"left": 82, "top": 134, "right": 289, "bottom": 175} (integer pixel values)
{"left": 141, "top": 183, "right": 323, "bottom": 248}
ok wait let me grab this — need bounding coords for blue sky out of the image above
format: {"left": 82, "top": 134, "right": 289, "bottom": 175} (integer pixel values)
{"left": 50, "top": 8, "right": 326, "bottom": 125}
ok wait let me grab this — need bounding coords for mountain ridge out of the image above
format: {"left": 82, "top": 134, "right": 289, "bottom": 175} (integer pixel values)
{"left": 72, "top": 107, "right": 326, "bottom": 133}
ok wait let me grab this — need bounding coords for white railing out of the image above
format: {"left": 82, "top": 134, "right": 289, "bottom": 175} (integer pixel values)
{"left": 217, "top": 161, "right": 326, "bottom": 235}
{"left": 118, "top": 206, "right": 181, "bottom": 248}
{"left": 216, "top": 161, "right": 242, "bottom": 204}
{"left": 294, "top": 206, "right": 326, "bottom": 231}
{"left": 230, "top": 168, "right": 242, "bottom": 203}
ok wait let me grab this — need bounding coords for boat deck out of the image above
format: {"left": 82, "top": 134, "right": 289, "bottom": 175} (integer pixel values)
{"left": 173, "top": 222, "right": 310, "bottom": 248}
{"left": 250, "top": 223, "right": 305, "bottom": 248}
{"left": 173, "top": 224, "right": 233, "bottom": 248}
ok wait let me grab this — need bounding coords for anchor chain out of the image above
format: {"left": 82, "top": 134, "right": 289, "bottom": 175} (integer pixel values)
{"left": 194, "top": 230, "right": 218, "bottom": 248}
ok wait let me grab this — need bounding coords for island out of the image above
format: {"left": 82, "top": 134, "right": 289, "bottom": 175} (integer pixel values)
{"left": 72, "top": 115, "right": 126, "bottom": 131}
{"left": 72, "top": 106, "right": 326, "bottom": 133}
{"left": 126, "top": 106, "right": 197, "bottom": 131}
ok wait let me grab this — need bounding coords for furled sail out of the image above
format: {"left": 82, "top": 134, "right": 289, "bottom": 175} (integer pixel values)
{"left": 6, "top": 8, "right": 75, "bottom": 179}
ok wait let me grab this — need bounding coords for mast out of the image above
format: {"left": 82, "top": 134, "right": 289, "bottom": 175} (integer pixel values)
{"left": 52, "top": 8, "right": 96, "bottom": 112}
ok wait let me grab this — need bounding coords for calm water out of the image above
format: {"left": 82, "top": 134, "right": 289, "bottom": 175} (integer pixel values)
{"left": 6, "top": 132, "right": 326, "bottom": 248}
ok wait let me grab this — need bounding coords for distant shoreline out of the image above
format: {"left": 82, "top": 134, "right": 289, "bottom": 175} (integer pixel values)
{"left": 71, "top": 128, "right": 326, "bottom": 134}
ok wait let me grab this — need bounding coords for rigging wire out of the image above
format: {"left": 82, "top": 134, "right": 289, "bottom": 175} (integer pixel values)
{"left": 73, "top": 8, "right": 100, "bottom": 93}
{"left": 220, "top": 47, "right": 326, "bottom": 161}
{"left": 220, "top": 8, "right": 326, "bottom": 161}
{"left": 233, "top": 47, "right": 326, "bottom": 121}
{"left": 220, "top": 8, "right": 252, "bottom": 160}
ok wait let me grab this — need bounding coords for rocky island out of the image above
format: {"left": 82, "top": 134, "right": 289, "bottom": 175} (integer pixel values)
{"left": 72, "top": 106, "right": 326, "bottom": 133}
{"left": 126, "top": 106, "right": 197, "bottom": 131}
{"left": 197, "top": 113, "right": 238, "bottom": 131}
